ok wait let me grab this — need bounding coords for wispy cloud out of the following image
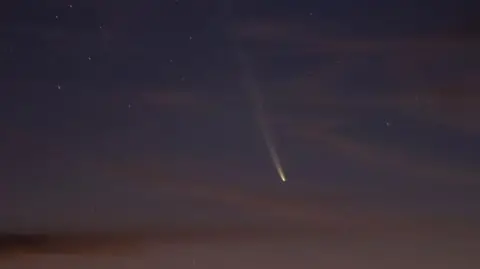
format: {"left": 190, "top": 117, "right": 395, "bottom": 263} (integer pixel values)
{"left": 2, "top": 152, "right": 479, "bottom": 258}
{"left": 232, "top": 18, "right": 480, "bottom": 175}
{"left": 232, "top": 18, "right": 480, "bottom": 50}
{"left": 275, "top": 113, "right": 480, "bottom": 185}
{"left": 141, "top": 90, "right": 206, "bottom": 107}
{"left": 231, "top": 19, "right": 307, "bottom": 43}
{"left": 1, "top": 174, "right": 478, "bottom": 258}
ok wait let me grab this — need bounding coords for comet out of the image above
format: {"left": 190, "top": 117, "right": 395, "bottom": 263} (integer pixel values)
{"left": 236, "top": 51, "right": 288, "bottom": 183}
{"left": 251, "top": 84, "right": 288, "bottom": 183}
{"left": 216, "top": 0, "right": 287, "bottom": 182}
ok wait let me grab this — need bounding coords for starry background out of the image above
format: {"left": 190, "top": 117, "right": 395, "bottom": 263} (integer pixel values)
{"left": 1, "top": 0, "right": 480, "bottom": 267}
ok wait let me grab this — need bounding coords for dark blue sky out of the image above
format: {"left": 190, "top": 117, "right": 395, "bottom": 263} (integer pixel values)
{"left": 1, "top": 0, "right": 479, "bottom": 239}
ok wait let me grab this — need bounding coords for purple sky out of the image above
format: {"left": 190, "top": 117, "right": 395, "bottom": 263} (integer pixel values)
{"left": 1, "top": 0, "right": 479, "bottom": 267}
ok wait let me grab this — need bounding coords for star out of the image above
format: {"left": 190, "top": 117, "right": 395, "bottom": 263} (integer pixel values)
{"left": 68, "top": 4, "right": 73, "bottom": 8}
{"left": 56, "top": 84, "right": 61, "bottom": 90}
{"left": 55, "top": 15, "right": 59, "bottom": 20}
{"left": 169, "top": 59, "right": 173, "bottom": 63}
{"left": 128, "top": 104, "right": 132, "bottom": 109}
{"left": 309, "top": 12, "right": 313, "bottom": 16}
{"left": 189, "top": 36, "right": 193, "bottom": 40}
{"left": 385, "top": 121, "right": 391, "bottom": 127}
{"left": 87, "top": 56, "right": 92, "bottom": 61}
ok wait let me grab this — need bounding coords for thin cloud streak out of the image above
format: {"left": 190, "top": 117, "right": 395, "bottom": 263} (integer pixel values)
{"left": 279, "top": 117, "right": 479, "bottom": 185}
{"left": 233, "top": 18, "right": 480, "bottom": 49}
{"left": 141, "top": 91, "right": 204, "bottom": 107}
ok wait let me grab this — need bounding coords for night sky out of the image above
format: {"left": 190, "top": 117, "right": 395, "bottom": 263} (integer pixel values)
{"left": 1, "top": 0, "right": 480, "bottom": 267}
